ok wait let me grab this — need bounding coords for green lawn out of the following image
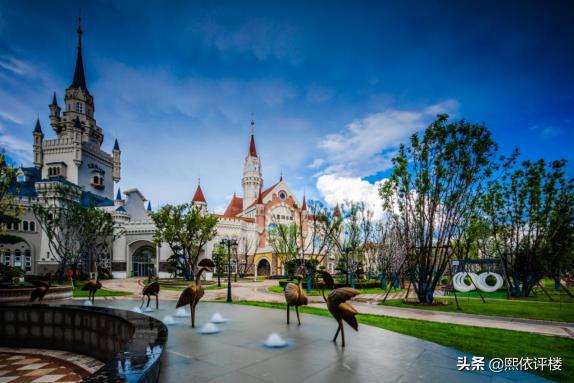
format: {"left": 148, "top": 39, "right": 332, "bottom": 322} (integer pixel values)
{"left": 267, "top": 285, "right": 403, "bottom": 296}
{"left": 382, "top": 297, "right": 574, "bottom": 323}
{"left": 72, "top": 287, "right": 132, "bottom": 298}
{"left": 227, "top": 300, "right": 573, "bottom": 382}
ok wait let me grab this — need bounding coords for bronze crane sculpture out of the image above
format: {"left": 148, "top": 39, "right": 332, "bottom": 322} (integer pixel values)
{"left": 30, "top": 277, "right": 52, "bottom": 303}
{"left": 284, "top": 275, "right": 308, "bottom": 325}
{"left": 176, "top": 259, "right": 215, "bottom": 328}
{"left": 82, "top": 275, "right": 102, "bottom": 303}
{"left": 321, "top": 271, "right": 360, "bottom": 347}
{"left": 141, "top": 274, "right": 161, "bottom": 309}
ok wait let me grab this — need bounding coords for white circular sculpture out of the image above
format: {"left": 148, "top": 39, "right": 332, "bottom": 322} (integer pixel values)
{"left": 476, "top": 272, "right": 503, "bottom": 292}
{"left": 452, "top": 271, "right": 504, "bottom": 292}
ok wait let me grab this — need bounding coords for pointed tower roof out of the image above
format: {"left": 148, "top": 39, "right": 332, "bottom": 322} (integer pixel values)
{"left": 256, "top": 186, "right": 263, "bottom": 205}
{"left": 33, "top": 118, "right": 43, "bottom": 134}
{"left": 249, "top": 113, "right": 257, "bottom": 157}
{"left": 147, "top": 201, "right": 152, "bottom": 211}
{"left": 51, "top": 92, "right": 58, "bottom": 106}
{"left": 192, "top": 184, "right": 207, "bottom": 204}
{"left": 116, "top": 188, "right": 122, "bottom": 201}
{"left": 70, "top": 15, "right": 88, "bottom": 91}
{"left": 113, "top": 138, "right": 120, "bottom": 151}
{"left": 301, "top": 194, "right": 307, "bottom": 210}
{"left": 333, "top": 203, "right": 341, "bottom": 217}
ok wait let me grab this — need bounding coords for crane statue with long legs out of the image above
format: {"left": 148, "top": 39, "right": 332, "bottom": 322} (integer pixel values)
{"left": 176, "top": 259, "right": 215, "bottom": 328}
{"left": 284, "top": 275, "right": 308, "bottom": 325}
{"left": 321, "top": 271, "right": 360, "bottom": 347}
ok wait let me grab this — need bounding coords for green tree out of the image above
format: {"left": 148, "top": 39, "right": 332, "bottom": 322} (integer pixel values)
{"left": 151, "top": 203, "right": 218, "bottom": 280}
{"left": 33, "top": 184, "right": 119, "bottom": 283}
{"left": 0, "top": 151, "right": 23, "bottom": 245}
{"left": 380, "top": 115, "right": 499, "bottom": 303}
{"left": 483, "top": 159, "right": 574, "bottom": 296}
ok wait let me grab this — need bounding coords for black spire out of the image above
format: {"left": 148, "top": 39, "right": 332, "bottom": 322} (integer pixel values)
{"left": 113, "top": 138, "right": 120, "bottom": 151}
{"left": 34, "top": 118, "right": 43, "bottom": 134}
{"left": 70, "top": 14, "right": 88, "bottom": 91}
{"left": 51, "top": 92, "right": 58, "bottom": 106}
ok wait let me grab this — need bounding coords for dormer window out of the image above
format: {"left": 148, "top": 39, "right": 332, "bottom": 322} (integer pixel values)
{"left": 91, "top": 175, "right": 105, "bottom": 189}
{"left": 46, "top": 162, "right": 67, "bottom": 179}
{"left": 48, "top": 166, "right": 61, "bottom": 177}
{"left": 76, "top": 102, "right": 83, "bottom": 113}
{"left": 17, "top": 174, "right": 26, "bottom": 182}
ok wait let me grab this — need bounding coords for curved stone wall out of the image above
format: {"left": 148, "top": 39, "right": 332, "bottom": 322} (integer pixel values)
{"left": 0, "top": 286, "right": 72, "bottom": 303}
{"left": 0, "top": 304, "right": 167, "bottom": 382}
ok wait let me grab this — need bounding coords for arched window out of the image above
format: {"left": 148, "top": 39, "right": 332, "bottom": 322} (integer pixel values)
{"left": 23, "top": 221, "right": 28, "bottom": 231}
{"left": 76, "top": 102, "right": 83, "bottom": 113}
{"left": 30, "top": 221, "right": 35, "bottom": 232}
{"left": 14, "top": 249, "right": 21, "bottom": 268}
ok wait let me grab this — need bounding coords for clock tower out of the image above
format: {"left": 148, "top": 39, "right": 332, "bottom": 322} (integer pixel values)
{"left": 242, "top": 114, "right": 262, "bottom": 210}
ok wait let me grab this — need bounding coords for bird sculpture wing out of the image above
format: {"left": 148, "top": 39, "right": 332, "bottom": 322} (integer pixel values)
{"left": 328, "top": 287, "right": 360, "bottom": 308}
{"left": 338, "top": 302, "right": 359, "bottom": 331}
{"left": 32, "top": 281, "right": 49, "bottom": 288}
{"left": 81, "top": 281, "right": 95, "bottom": 291}
{"left": 284, "top": 283, "right": 300, "bottom": 305}
{"left": 143, "top": 281, "right": 160, "bottom": 295}
{"left": 176, "top": 285, "right": 203, "bottom": 308}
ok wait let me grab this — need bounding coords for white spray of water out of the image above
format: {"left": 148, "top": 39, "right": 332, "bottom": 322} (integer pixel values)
{"left": 83, "top": 300, "right": 93, "bottom": 306}
{"left": 143, "top": 306, "right": 155, "bottom": 312}
{"left": 175, "top": 308, "right": 189, "bottom": 317}
{"left": 162, "top": 315, "right": 176, "bottom": 325}
{"left": 131, "top": 306, "right": 143, "bottom": 313}
{"left": 199, "top": 322, "right": 220, "bottom": 334}
{"left": 210, "top": 312, "right": 227, "bottom": 323}
{"left": 264, "top": 333, "right": 288, "bottom": 348}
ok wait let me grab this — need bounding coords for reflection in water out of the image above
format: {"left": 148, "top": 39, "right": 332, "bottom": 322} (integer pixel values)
{"left": 117, "top": 345, "right": 163, "bottom": 382}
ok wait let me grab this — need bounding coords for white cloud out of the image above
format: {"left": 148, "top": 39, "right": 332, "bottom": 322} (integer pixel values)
{"left": 0, "top": 56, "right": 31, "bottom": 76}
{"left": 316, "top": 174, "right": 386, "bottom": 219}
{"left": 315, "top": 99, "right": 459, "bottom": 177}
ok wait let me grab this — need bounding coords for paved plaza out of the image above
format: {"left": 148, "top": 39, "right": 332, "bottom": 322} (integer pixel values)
{"left": 64, "top": 299, "right": 548, "bottom": 383}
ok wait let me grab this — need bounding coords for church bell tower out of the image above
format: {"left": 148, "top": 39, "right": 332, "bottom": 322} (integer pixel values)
{"left": 242, "top": 114, "right": 262, "bottom": 210}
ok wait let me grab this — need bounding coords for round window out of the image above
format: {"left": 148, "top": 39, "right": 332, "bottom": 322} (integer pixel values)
{"left": 278, "top": 191, "right": 287, "bottom": 200}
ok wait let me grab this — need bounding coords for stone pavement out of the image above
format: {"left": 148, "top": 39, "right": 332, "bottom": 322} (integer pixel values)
{"left": 69, "top": 299, "right": 549, "bottom": 383}
{"left": 100, "top": 278, "right": 574, "bottom": 338}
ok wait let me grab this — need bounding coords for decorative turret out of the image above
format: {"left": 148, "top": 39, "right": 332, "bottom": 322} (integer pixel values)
{"left": 33, "top": 118, "right": 44, "bottom": 169}
{"left": 255, "top": 186, "right": 266, "bottom": 246}
{"left": 112, "top": 138, "right": 121, "bottom": 182}
{"left": 301, "top": 195, "right": 307, "bottom": 211}
{"left": 49, "top": 92, "right": 61, "bottom": 129}
{"left": 62, "top": 15, "right": 101, "bottom": 145}
{"left": 147, "top": 201, "right": 152, "bottom": 212}
{"left": 192, "top": 181, "right": 207, "bottom": 214}
{"left": 242, "top": 113, "right": 263, "bottom": 210}
{"left": 116, "top": 187, "right": 122, "bottom": 201}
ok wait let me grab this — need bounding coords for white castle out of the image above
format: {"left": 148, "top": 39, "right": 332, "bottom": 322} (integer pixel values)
{"left": 3, "top": 19, "right": 332, "bottom": 279}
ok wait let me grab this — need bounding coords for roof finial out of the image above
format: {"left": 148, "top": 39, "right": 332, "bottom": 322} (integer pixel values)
{"left": 280, "top": 169, "right": 283, "bottom": 181}
{"left": 250, "top": 112, "right": 254, "bottom": 136}
{"left": 77, "top": 9, "right": 83, "bottom": 49}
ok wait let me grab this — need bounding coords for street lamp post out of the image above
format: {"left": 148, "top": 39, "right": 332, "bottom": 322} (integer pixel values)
{"left": 220, "top": 238, "right": 238, "bottom": 303}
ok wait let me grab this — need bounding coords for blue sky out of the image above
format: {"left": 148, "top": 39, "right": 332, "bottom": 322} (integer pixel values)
{"left": 1, "top": 0, "right": 573, "bottom": 215}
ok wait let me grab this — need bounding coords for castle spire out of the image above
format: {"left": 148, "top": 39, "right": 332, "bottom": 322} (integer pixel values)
{"left": 249, "top": 113, "right": 257, "bottom": 157}
{"left": 70, "top": 12, "right": 88, "bottom": 91}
